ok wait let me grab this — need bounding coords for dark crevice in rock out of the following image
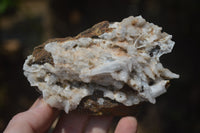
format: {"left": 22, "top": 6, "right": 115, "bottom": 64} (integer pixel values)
{"left": 149, "top": 45, "right": 160, "bottom": 57}
{"left": 119, "top": 84, "right": 138, "bottom": 94}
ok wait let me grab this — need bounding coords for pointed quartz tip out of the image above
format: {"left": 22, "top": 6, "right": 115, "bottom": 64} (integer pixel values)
{"left": 174, "top": 74, "right": 180, "bottom": 78}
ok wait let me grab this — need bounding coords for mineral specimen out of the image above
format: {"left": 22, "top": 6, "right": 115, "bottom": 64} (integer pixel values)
{"left": 23, "top": 16, "right": 179, "bottom": 115}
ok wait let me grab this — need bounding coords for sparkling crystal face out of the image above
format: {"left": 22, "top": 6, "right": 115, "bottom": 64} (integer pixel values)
{"left": 23, "top": 16, "right": 179, "bottom": 113}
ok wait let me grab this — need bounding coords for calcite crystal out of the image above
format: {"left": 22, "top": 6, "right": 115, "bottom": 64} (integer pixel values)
{"left": 23, "top": 16, "right": 179, "bottom": 114}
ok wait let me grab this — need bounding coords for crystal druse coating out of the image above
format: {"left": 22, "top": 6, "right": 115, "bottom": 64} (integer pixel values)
{"left": 23, "top": 16, "right": 179, "bottom": 113}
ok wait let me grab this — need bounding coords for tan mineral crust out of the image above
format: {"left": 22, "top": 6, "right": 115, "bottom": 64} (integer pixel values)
{"left": 23, "top": 16, "right": 179, "bottom": 115}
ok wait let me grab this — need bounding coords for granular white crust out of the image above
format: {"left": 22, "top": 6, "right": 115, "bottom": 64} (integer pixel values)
{"left": 23, "top": 16, "right": 179, "bottom": 113}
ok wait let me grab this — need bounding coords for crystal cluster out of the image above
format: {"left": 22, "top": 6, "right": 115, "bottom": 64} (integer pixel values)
{"left": 23, "top": 16, "right": 179, "bottom": 113}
